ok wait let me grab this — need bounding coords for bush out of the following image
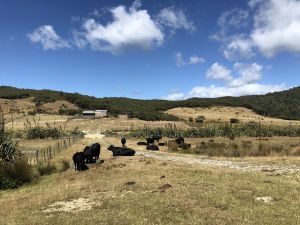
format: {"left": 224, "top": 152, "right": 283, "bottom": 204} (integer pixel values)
{"left": 0, "top": 107, "right": 19, "bottom": 161}
{"left": 0, "top": 159, "right": 37, "bottom": 189}
{"left": 57, "top": 160, "right": 70, "bottom": 172}
{"left": 189, "top": 117, "right": 194, "bottom": 122}
{"left": 37, "top": 162, "right": 57, "bottom": 176}
{"left": 195, "top": 116, "right": 205, "bottom": 124}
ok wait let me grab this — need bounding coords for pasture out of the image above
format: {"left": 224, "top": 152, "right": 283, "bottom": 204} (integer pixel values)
{"left": 166, "top": 106, "right": 300, "bottom": 125}
{"left": 1, "top": 108, "right": 300, "bottom": 225}
{"left": 0, "top": 136, "right": 299, "bottom": 225}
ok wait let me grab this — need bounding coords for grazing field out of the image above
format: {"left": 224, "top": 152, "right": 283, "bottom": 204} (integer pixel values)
{"left": 166, "top": 106, "right": 300, "bottom": 125}
{"left": 1, "top": 105, "right": 300, "bottom": 225}
{"left": 5, "top": 113, "right": 189, "bottom": 131}
{"left": 0, "top": 136, "right": 299, "bottom": 225}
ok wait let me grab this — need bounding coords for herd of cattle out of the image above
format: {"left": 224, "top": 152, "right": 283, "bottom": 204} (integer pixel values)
{"left": 72, "top": 135, "right": 189, "bottom": 171}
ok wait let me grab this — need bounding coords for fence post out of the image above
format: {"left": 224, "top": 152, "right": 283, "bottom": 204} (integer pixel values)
{"left": 49, "top": 147, "right": 52, "bottom": 158}
{"left": 35, "top": 150, "right": 38, "bottom": 165}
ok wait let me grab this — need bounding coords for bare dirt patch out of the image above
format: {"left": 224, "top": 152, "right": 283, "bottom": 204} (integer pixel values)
{"left": 137, "top": 151, "right": 300, "bottom": 174}
{"left": 42, "top": 198, "right": 100, "bottom": 213}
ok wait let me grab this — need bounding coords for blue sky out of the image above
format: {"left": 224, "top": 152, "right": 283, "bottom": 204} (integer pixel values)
{"left": 0, "top": 0, "right": 300, "bottom": 99}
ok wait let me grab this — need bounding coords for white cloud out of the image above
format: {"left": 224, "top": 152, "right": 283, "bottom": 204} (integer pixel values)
{"left": 156, "top": 7, "right": 195, "bottom": 32}
{"left": 215, "top": 0, "right": 300, "bottom": 59}
{"left": 163, "top": 83, "right": 286, "bottom": 99}
{"left": 186, "top": 83, "right": 286, "bottom": 98}
{"left": 206, "top": 63, "right": 232, "bottom": 81}
{"left": 251, "top": 0, "right": 300, "bottom": 57}
{"left": 164, "top": 60, "right": 285, "bottom": 99}
{"left": 74, "top": 2, "right": 164, "bottom": 53}
{"left": 189, "top": 55, "right": 205, "bottom": 64}
{"left": 212, "top": 8, "right": 249, "bottom": 42}
{"left": 164, "top": 92, "right": 185, "bottom": 100}
{"left": 229, "top": 63, "right": 263, "bottom": 87}
{"left": 224, "top": 37, "right": 254, "bottom": 60}
{"left": 175, "top": 52, "right": 205, "bottom": 67}
{"left": 27, "top": 25, "right": 70, "bottom": 50}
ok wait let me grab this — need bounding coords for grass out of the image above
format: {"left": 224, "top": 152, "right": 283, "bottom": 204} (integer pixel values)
{"left": 0, "top": 150, "right": 299, "bottom": 225}
{"left": 166, "top": 106, "right": 300, "bottom": 125}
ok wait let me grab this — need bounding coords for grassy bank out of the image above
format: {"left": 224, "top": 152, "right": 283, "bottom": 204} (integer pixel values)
{"left": 0, "top": 152, "right": 299, "bottom": 225}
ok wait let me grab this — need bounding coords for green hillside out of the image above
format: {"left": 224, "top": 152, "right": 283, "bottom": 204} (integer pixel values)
{"left": 0, "top": 85, "right": 300, "bottom": 121}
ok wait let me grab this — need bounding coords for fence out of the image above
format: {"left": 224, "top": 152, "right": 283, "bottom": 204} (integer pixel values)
{"left": 22, "top": 134, "right": 84, "bottom": 165}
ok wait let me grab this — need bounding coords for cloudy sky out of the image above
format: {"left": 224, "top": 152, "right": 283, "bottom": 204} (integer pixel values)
{"left": 1, "top": 0, "right": 300, "bottom": 99}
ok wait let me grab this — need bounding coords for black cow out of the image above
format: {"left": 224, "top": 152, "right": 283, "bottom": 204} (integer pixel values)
{"left": 83, "top": 143, "right": 101, "bottom": 164}
{"left": 152, "top": 135, "right": 162, "bottom": 142}
{"left": 137, "top": 141, "right": 148, "bottom": 146}
{"left": 175, "top": 137, "right": 185, "bottom": 145}
{"left": 146, "top": 137, "right": 154, "bottom": 145}
{"left": 72, "top": 152, "right": 88, "bottom": 171}
{"left": 146, "top": 145, "right": 159, "bottom": 151}
{"left": 107, "top": 145, "right": 136, "bottom": 156}
{"left": 121, "top": 137, "right": 126, "bottom": 147}
{"left": 178, "top": 143, "right": 191, "bottom": 149}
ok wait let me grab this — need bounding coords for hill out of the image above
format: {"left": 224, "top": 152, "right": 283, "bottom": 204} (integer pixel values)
{"left": 166, "top": 106, "right": 300, "bottom": 125}
{"left": 0, "top": 85, "right": 300, "bottom": 121}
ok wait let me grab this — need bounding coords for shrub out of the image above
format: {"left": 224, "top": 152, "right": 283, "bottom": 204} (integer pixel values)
{"left": 195, "top": 116, "right": 205, "bottom": 124}
{"left": 189, "top": 117, "right": 194, "bottom": 122}
{"left": 37, "top": 162, "right": 57, "bottom": 176}
{"left": 0, "top": 107, "right": 19, "bottom": 161}
{"left": 0, "top": 159, "right": 37, "bottom": 189}
{"left": 57, "top": 160, "right": 70, "bottom": 172}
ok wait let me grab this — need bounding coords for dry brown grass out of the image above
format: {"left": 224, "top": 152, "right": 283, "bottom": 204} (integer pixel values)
{"left": 5, "top": 114, "right": 189, "bottom": 132}
{"left": 166, "top": 106, "right": 300, "bottom": 125}
{"left": 42, "top": 100, "right": 78, "bottom": 113}
{"left": 0, "top": 137, "right": 299, "bottom": 225}
{"left": 0, "top": 98, "right": 35, "bottom": 115}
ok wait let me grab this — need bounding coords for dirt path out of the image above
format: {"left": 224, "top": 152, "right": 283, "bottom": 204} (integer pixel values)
{"left": 136, "top": 151, "right": 300, "bottom": 174}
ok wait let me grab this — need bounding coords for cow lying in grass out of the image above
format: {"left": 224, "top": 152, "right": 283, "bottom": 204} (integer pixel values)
{"left": 72, "top": 152, "right": 88, "bottom": 171}
{"left": 137, "top": 141, "right": 148, "bottom": 146}
{"left": 146, "top": 145, "right": 159, "bottom": 151}
{"left": 83, "top": 143, "right": 101, "bottom": 164}
{"left": 107, "top": 145, "right": 136, "bottom": 156}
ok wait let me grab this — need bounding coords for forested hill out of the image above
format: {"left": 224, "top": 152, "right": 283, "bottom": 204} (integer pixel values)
{"left": 0, "top": 85, "right": 300, "bottom": 121}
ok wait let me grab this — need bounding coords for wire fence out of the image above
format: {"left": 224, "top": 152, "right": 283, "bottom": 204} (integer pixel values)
{"left": 21, "top": 134, "right": 84, "bottom": 165}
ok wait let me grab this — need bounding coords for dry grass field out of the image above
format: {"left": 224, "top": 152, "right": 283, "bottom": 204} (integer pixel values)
{"left": 0, "top": 136, "right": 299, "bottom": 225}
{"left": 166, "top": 106, "right": 300, "bottom": 125}
{"left": 1, "top": 104, "right": 300, "bottom": 224}
{"left": 5, "top": 114, "right": 189, "bottom": 131}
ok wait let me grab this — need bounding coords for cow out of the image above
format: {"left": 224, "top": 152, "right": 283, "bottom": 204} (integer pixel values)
{"left": 137, "top": 141, "right": 148, "bottom": 146}
{"left": 72, "top": 152, "right": 88, "bottom": 171}
{"left": 107, "top": 145, "right": 136, "bottom": 156}
{"left": 83, "top": 143, "right": 101, "bottom": 164}
{"left": 175, "top": 137, "right": 185, "bottom": 145}
{"left": 146, "top": 137, "right": 155, "bottom": 145}
{"left": 121, "top": 137, "right": 126, "bottom": 147}
{"left": 152, "top": 135, "right": 162, "bottom": 142}
{"left": 146, "top": 145, "right": 159, "bottom": 151}
{"left": 178, "top": 143, "right": 191, "bottom": 149}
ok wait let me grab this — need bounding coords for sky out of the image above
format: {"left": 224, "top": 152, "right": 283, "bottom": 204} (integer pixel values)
{"left": 0, "top": 0, "right": 300, "bottom": 100}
